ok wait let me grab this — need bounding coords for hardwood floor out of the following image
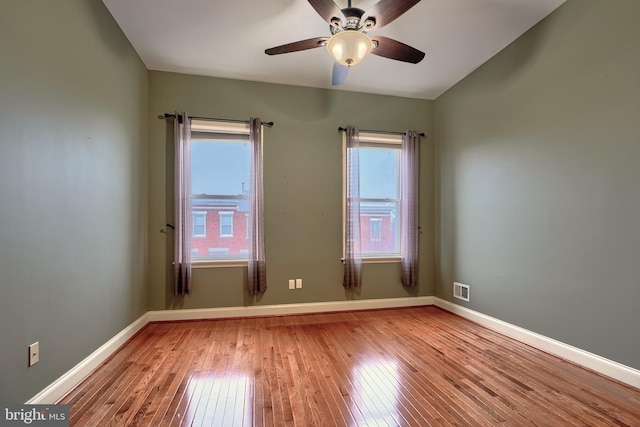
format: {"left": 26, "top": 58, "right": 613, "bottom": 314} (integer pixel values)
{"left": 60, "top": 306, "right": 640, "bottom": 426}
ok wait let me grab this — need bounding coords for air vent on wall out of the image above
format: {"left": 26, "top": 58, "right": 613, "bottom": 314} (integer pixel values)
{"left": 453, "top": 282, "right": 470, "bottom": 302}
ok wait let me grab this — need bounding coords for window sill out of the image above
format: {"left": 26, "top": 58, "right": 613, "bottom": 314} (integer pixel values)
{"left": 341, "top": 257, "right": 402, "bottom": 264}
{"left": 364, "top": 257, "right": 402, "bottom": 264}
{"left": 192, "top": 260, "right": 247, "bottom": 268}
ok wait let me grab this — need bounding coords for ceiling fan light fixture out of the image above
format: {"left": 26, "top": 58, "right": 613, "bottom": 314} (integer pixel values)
{"left": 326, "top": 30, "right": 373, "bottom": 67}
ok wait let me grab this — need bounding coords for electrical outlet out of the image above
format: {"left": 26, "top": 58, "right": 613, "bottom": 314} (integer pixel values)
{"left": 288, "top": 279, "right": 295, "bottom": 290}
{"left": 28, "top": 342, "right": 39, "bottom": 366}
{"left": 295, "top": 278, "right": 302, "bottom": 289}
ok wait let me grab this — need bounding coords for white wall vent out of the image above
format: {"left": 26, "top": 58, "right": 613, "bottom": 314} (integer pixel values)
{"left": 453, "top": 282, "right": 470, "bottom": 302}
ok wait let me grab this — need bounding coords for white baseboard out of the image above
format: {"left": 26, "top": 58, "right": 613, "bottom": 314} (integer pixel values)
{"left": 26, "top": 297, "right": 432, "bottom": 403}
{"left": 147, "top": 296, "right": 434, "bottom": 322}
{"left": 27, "top": 313, "right": 150, "bottom": 404}
{"left": 434, "top": 297, "right": 640, "bottom": 390}
{"left": 28, "top": 296, "right": 639, "bottom": 404}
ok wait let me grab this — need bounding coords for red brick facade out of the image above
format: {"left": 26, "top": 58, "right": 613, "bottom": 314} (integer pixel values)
{"left": 190, "top": 200, "right": 398, "bottom": 258}
{"left": 190, "top": 199, "right": 250, "bottom": 257}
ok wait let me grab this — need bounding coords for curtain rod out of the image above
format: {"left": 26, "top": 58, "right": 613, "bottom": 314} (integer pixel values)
{"left": 338, "top": 126, "right": 425, "bottom": 137}
{"left": 161, "top": 113, "right": 274, "bottom": 127}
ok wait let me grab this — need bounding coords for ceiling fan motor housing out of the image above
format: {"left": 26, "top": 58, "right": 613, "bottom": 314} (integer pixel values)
{"left": 330, "top": 7, "right": 375, "bottom": 34}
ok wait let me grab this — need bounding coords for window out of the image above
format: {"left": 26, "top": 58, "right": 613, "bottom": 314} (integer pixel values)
{"left": 219, "top": 212, "right": 234, "bottom": 237}
{"left": 190, "top": 120, "right": 250, "bottom": 262}
{"left": 208, "top": 248, "right": 229, "bottom": 256}
{"left": 344, "top": 132, "right": 402, "bottom": 258}
{"left": 192, "top": 212, "right": 206, "bottom": 237}
{"left": 369, "top": 218, "right": 382, "bottom": 242}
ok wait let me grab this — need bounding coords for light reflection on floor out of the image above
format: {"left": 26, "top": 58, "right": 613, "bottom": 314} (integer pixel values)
{"left": 180, "top": 370, "right": 252, "bottom": 426}
{"left": 176, "top": 359, "right": 402, "bottom": 426}
{"left": 351, "top": 359, "right": 400, "bottom": 426}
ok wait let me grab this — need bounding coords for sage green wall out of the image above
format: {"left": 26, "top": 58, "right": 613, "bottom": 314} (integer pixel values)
{"left": 0, "top": 0, "right": 148, "bottom": 402}
{"left": 435, "top": 0, "right": 640, "bottom": 369}
{"left": 148, "top": 72, "right": 434, "bottom": 310}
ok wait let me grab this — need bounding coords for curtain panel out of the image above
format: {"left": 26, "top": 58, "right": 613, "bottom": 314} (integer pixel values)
{"left": 248, "top": 117, "right": 267, "bottom": 295}
{"left": 401, "top": 130, "right": 420, "bottom": 287}
{"left": 173, "top": 112, "right": 192, "bottom": 296}
{"left": 343, "top": 126, "right": 362, "bottom": 289}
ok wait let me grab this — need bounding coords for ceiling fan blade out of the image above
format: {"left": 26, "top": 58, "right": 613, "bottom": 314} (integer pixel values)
{"left": 362, "top": 0, "right": 421, "bottom": 30}
{"left": 265, "top": 37, "right": 329, "bottom": 55}
{"left": 332, "top": 62, "right": 349, "bottom": 86}
{"left": 370, "top": 35, "right": 425, "bottom": 64}
{"left": 307, "top": 0, "right": 344, "bottom": 25}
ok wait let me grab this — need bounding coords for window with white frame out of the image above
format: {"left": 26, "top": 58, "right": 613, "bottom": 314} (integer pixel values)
{"left": 192, "top": 211, "right": 207, "bottom": 237}
{"left": 369, "top": 218, "right": 382, "bottom": 242}
{"left": 190, "top": 120, "right": 250, "bottom": 262}
{"left": 219, "top": 211, "right": 234, "bottom": 237}
{"left": 344, "top": 132, "right": 402, "bottom": 258}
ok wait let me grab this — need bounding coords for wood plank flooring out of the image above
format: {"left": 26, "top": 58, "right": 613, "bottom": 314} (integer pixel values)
{"left": 60, "top": 306, "right": 640, "bottom": 426}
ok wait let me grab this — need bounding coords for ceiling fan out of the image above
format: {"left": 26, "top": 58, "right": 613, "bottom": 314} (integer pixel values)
{"left": 265, "top": 0, "right": 425, "bottom": 86}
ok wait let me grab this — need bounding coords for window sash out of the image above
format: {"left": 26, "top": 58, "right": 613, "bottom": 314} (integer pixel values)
{"left": 190, "top": 120, "right": 250, "bottom": 263}
{"left": 343, "top": 132, "right": 403, "bottom": 259}
{"left": 219, "top": 212, "right": 234, "bottom": 237}
{"left": 370, "top": 218, "right": 382, "bottom": 242}
{"left": 192, "top": 211, "right": 207, "bottom": 237}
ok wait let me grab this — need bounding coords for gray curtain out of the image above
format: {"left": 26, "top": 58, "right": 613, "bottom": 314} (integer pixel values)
{"left": 173, "top": 112, "right": 192, "bottom": 295}
{"left": 401, "top": 130, "right": 420, "bottom": 287}
{"left": 343, "top": 126, "right": 362, "bottom": 288}
{"left": 248, "top": 117, "right": 267, "bottom": 295}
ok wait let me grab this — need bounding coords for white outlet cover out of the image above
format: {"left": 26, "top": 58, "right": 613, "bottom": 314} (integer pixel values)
{"left": 29, "top": 342, "right": 39, "bottom": 366}
{"left": 295, "top": 279, "right": 302, "bottom": 289}
{"left": 288, "top": 279, "right": 295, "bottom": 290}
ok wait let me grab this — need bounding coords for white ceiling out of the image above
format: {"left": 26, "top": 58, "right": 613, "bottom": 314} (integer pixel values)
{"left": 102, "top": 0, "right": 565, "bottom": 100}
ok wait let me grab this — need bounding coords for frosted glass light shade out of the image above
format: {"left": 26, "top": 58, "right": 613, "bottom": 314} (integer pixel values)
{"left": 326, "top": 30, "right": 373, "bottom": 66}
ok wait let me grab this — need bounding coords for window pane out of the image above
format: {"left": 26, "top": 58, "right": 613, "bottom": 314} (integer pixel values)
{"left": 359, "top": 147, "right": 399, "bottom": 200}
{"left": 192, "top": 213, "right": 206, "bottom": 237}
{"left": 357, "top": 144, "right": 401, "bottom": 256}
{"left": 220, "top": 213, "right": 233, "bottom": 237}
{"left": 190, "top": 202, "right": 249, "bottom": 259}
{"left": 190, "top": 134, "right": 251, "bottom": 261}
{"left": 192, "top": 140, "right": 250, "bottom": 196}
{"left": 360, "top": 201, "right": 399, "bottom": 255}
{"left": 370, "top": 218, "right": 382, "bottom": 242}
